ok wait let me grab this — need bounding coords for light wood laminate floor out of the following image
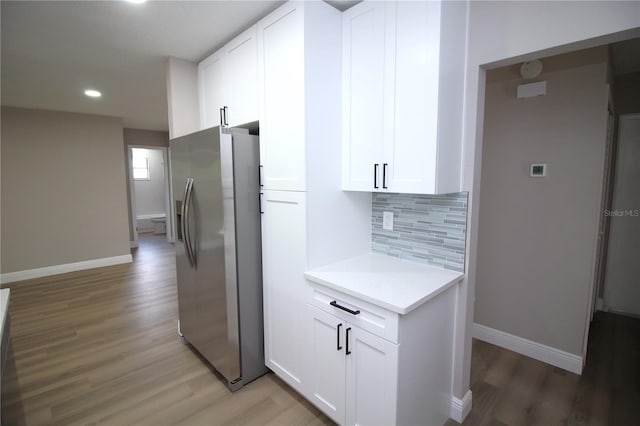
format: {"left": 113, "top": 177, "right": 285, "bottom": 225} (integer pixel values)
{"left": 445, "top": 311, "right": 640, "bottom": 426}
{"left": 1, "top": 235, "right": 332, "bottom": 426}
{"left": 2, "top": 235, "right": 639, "bottom": 425}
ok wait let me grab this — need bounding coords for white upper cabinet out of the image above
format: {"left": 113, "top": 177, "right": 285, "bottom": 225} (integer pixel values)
{"left": 256, "top": 1, "right": 343, "bottom": 192}
{"left": 257, "top": 3, "right": 305, "bottom": 191}
{"left": 224, "top": 26, "right": 259, "bottom": 127}
{"left": 342, "top": 1, "right": 386, "bottom": 192}
{"left": 198, "top": 25, "right": 258, "bottom": 129}
{"left": 199, "top": 49, "right": 227, "bottom": 129}
{"left": 342, "top": 0, "right": 466, "bottom": 194}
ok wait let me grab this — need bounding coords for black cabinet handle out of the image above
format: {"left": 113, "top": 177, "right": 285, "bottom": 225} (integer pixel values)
{"left": 337, "top": 323, "right": 343, "bottom": 351}
{"left": 330, "top": 300, "right": 360, "bottom": 316}
{"left": 259, "top": 193, "right": 264, "bottom": 214}
{"left": 374, "top": 163, "right": 379, "bottom": 189}
{"left": 346, "top": 327, "right": 352, "bottom": 355}
{"left": 219, "top": 108, "right": 225, "bottom": 126}
{"left": 383, "top": 163, "right": 388, "bottom": 189}
{"left": 223, "top": 106, "right": 229, "bottom": 126}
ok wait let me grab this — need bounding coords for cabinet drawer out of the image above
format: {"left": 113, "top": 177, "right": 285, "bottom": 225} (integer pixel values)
{"left": 307, "top": 283, "right": 399, "bottom": 344}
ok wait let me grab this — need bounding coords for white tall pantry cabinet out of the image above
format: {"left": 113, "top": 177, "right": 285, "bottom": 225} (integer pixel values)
{"left": 342, "top": 0, "right": 467, "bottom": 194}
{"left": 257, "top": 1, "right": 371, "bottom": 396}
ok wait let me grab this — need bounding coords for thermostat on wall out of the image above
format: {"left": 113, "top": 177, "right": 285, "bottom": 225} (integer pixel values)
{"left": 530, "top": 163, "right": 546, "bottom": 177}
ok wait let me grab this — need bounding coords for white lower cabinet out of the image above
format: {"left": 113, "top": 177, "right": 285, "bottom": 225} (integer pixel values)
{"left": 261, "top": 190, "right": 307, "bottom": 393}
{"left": 306, "top": 305, "right": 346, "bottom": 423}
{"left": 346, "top": 325, "right": 398, "bottom": 426}
{"left": 305, "top": 283, "right": 456, "bottom": 426}
{"left": 306, "top": 304, "right": 398, "bottom": 426}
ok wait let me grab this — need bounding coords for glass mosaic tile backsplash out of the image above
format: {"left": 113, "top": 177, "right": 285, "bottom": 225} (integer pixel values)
{"left": 371, "top": 192, "right": 468, "bottom": 272}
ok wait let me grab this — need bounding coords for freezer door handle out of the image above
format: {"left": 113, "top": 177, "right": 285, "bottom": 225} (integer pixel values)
{"left": 184, "top": 178, "right": 197, "bottom": 267}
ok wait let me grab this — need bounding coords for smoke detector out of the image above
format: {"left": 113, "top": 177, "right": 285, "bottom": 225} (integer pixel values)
{"left": 520, "top": 60, "right": 543, "bottom": 79}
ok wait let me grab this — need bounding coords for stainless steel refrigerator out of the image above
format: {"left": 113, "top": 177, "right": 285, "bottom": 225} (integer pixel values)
{"left": 170, "top": 124, "right": 266, "bottom": 391}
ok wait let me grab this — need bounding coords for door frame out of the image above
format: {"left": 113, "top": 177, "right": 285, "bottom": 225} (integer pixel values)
{"left": 602, "top": 113, "right": 640, "bottom": 316}
{"left": 126, "top": 145, "right": 173, "bottom": 245}
{"left": 582, "top": 86, "right": 616, "bottom": 361}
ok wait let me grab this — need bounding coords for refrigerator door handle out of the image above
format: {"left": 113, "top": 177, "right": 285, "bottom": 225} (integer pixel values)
{"left": 184, "top": 178, "right": 197, "bottom": 267}
{"left": 181, "top": 179, "right": 192, "bottom": 267}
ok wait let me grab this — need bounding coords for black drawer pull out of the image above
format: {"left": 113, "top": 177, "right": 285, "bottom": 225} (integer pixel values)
{"left": 330, "top": 300, "right": 360, "bottom": 316}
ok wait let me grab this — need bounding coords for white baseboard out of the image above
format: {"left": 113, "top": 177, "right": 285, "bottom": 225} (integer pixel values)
{"left": 450, "top": 390, "right": 472, "bottom": 423}
{"left": 472, "top": 323, "right": 583, "bottom": 375}
{"left": 1, "top": 255, "right": 133, "bottom": 284}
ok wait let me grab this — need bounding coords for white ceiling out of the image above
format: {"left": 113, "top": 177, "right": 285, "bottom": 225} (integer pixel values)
{"left": 4, "top": 1, "right": 631, "bottom": 132}
{"left": 1, "top": 0, "right": 286, "bottom": 131}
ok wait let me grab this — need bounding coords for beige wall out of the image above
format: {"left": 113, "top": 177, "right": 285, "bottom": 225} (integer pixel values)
{"left": 122, "top": 128, "right": 169, "bottom": 241}
{"left": 166, "top": 57, "right": 199, "bottom": 139}
{"left": 1, "top": 107, "right": 130, "bottom": 273}
{"left": 475, "top": 54, "right": 609, "bottom": 356}
{"left": 613, "top": 71, "right": 640, "bottom": 114}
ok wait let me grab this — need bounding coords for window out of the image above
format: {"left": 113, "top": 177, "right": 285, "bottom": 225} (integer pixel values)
{"left": 132, "top": 149, "right": 150, "bottom": 180}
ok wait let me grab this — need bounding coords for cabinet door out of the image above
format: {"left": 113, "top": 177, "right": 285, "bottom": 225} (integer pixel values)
{"left": 199, "top": 49, "right": 228, "bottom": 129}
{"left": 384, "top": 1, "right": 441, "bottom": 194}
{"left": 261, "top": 190, "right": 307, "bottom": 392}
{"left": 342, "top": 1, "right": 386, "bottom": 191}
{"left": 225, "top": 25, "right": 259, "bottom": 127}
{"left": 345, "top": 326, "right": 398, "bottom": 426}
{"left": 257, "top": 3, "right": 305, "bottom": 191}
{"left": 306, "top": 305, "right": 346, "bottom": 425}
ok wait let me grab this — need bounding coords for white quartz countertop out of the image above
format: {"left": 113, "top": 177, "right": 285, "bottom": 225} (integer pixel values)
{"left": 304, "top": 253, "right": 463, "bottom": 315}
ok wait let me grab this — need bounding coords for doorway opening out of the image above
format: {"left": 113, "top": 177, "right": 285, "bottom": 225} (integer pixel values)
{"left": 601, "top": 113, "right": 640, "bottom": 318}
{"left": 473, "top": 36, "right": 640, "bottom": 376}
{"left": 127, "top": 145, "right": 173, "bottom": 247}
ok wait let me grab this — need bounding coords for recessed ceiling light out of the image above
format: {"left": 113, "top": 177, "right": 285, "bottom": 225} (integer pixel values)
{"left": 84, "top": 89, "right": 102, "bottom": 98}
{"left": 125, "top": 0, "right": 147, "bottom": 3}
